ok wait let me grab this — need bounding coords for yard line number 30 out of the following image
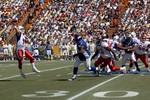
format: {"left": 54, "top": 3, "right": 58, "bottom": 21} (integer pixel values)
{"left": 22, "top": 90, "right": 139, "bottom": 98}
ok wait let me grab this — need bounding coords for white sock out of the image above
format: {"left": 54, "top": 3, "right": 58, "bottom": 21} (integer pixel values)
{"left": 96, "top": 67, "right": 99, "bottom": 71}
{"left": 31, "top": 63, "right": 36, "bottom": 69}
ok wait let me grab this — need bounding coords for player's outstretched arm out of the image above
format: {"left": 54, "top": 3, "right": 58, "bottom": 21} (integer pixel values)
{"left": 127, "top": 46, "right": 136, "bottom": 52}
{"left": 105, "top": 46, "right": 118, "bottom": 61}
{"left": 14, "top": 26, "right": 22, "bottom": 35}
{"left": 91, "top": 49, "right": 99, "bottom": 60}
{"left": 116, "top": 44, "right": 129, "bottom": 50}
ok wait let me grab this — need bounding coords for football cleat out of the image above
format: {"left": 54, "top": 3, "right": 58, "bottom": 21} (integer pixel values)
{"left": 20, "top": 71, "right": 26, "bottom": 78}
{"left": 32, "top": 68, "right": 41, "bottom": 73}
{"left": 95, "top": 70, "right": 101, "bottom": 76}
{"left": 120, "top": 67, "right": 126, "bottom": 74}
{"left": 147, "top": 67, "right": 150, "bottom": 72}
{"left": 106, "top": 67, "right": 111, "bottom": 74}
{"left": 68, "top": 75, "right": 77, "bottom": 81}
{"left": 136, "top": 67, "right": 140, "bottom": 72}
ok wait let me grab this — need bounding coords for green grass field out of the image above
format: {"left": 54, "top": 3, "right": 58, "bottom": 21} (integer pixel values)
{"left": 0, "top": 60, "right": 150, "bottom": 100}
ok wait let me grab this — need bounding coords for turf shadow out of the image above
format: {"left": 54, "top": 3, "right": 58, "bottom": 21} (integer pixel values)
{"left": 54, "top": 79, "right": 69, "bottom": 81}
{"left": 0, "top": 79, "right": 34, "bottom": 82}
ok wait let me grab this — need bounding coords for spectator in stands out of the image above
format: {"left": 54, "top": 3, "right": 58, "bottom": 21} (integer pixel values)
{"left": 28, "top": 12, "right": 34, "bottom": 23}
{"left": 8, "top": 42, "right": 14, "bottom": 60}
{"left": 2, "top": 42, "right": 9, "bottom": 61}
{"left": 39, "top": 0, "right": 44, "bottom": 8}
{"left": 29, "top": 0, "right": 35, "bottom": 8}
{"left": 0, "top": 0, "right": 149, "bottom": 61}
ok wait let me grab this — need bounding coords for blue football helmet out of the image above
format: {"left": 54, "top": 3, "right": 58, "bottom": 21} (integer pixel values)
{"left": 74, "top": 34, "right": 82, "bottom": 42}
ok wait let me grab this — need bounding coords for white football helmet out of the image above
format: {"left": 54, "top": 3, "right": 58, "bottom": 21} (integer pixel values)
{"left": 126, "top": 34, "right": 132, "bottom": 38}
{"left": 113, "top": 35, "right": 119, "bottom": 41}
{"left": 131, "top": 32, "right": 136, "bottom": 38}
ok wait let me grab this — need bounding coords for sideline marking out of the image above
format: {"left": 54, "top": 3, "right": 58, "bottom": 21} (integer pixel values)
{"left": 0, "top": 65, "right": 73, "bottom": 80}
{"left": 67, "top": 65, "right": 145, "bottom": 100}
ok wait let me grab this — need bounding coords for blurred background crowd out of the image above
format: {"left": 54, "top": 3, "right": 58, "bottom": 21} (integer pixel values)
{"left": 0, "top": 0, "right": 149, "bottom": 61}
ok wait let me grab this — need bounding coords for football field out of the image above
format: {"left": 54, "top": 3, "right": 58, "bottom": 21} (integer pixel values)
{"left": 0, "top": 60, "right": 150, "bottom": 100}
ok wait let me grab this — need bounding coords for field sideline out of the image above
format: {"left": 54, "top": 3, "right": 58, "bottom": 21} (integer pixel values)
{"left": 0, "top": 60, "right": 150, "bottom": 100}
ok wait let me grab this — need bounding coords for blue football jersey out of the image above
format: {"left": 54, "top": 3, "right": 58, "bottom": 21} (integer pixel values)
{"left": 122, "top": 39, "right": 136, "bottom": 53}
{"left": 77, "top": 40, "right": 91, "bottom": 61}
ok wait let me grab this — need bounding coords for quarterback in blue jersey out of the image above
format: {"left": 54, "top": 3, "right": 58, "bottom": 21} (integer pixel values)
{"left": 69, "top": 34, "right": 98, "bottom": 81}
{"left": 121, "top": 34, "right": 140, "bottom": 72}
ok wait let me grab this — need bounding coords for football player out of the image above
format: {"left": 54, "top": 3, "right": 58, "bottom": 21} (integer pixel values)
{"left": 32, "top": 39, "right": 40, "bottom": 61}
{"left": 120, "top": 34, "right": 140, "bottom": 72}
{"left": 45, "top": 41, "right": 53, "bottom": 60}
{"left": 91, "top": 35, "right": 126, "bottom": 74}
{"left": 14, "top": 26, "right": 40, "bottom": 78}
{"left": 69, "top": 34, "right": 98, "bottom": 80}
{"left": 129, "top": 35, "right": 150, "bottom": 72}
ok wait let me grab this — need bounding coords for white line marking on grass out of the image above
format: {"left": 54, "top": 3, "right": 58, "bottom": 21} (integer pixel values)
{"left": 0, "top": 65, "right": 73, "bottom": 80}
{"left": 0, "top": 64, "right": 16, "bottom": 68}
{"left": 0, "top": 60, "right": 58, "bottom": 68}
{"left": 67, "top": 74, "right": 123, "bottom": 100}
{"left": 56, "top": 75, "right": 61, "bottom": 77}
{"left": 67, "top": 73, "right": 72, "bottom": 75}
{"left": 67, "top": 65, "right": 146, "bottom": 100}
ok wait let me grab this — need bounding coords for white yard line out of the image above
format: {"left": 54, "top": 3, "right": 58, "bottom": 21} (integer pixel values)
{"left": 67, "top": 65, "right": 146, "bottom": 100}
{"left": 67, "top": 74, "right": 123, "bottom": 100}
{"left": 0, "top": 60, "right": 60, "bottom": 68}
{"left": 0, "top": 65, "right": 73, "bottom": 80}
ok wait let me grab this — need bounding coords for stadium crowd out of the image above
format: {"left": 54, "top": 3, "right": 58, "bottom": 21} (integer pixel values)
{"left": 0, "top": 0, "right": 149, "bottom": 61}
{"left": 0, "top": 0, "right": 30, "bottom": 39}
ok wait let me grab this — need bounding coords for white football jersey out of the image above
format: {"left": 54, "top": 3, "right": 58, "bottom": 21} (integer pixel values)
{"left": 99, "top": 41, "right": 112, "bottom": 58}
{"left": 135, "top": 40, "right": 150, "bottom": 54}
{"left": 16, "top": 33, "right": 25, "bottom": 50}
{"left": 103, "top": 38, "right": 113, "bottom": 46}
{"left": 110, "top": 40, "right": 120, "bottom": 50}
{"left": 132, "top": 37, "right": 139, "bottom": 43}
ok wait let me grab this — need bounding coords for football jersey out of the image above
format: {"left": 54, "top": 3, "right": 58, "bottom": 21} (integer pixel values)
{"left": 32, "top": 43, "right": 39, "bottom": 50}
{"left": 110, "top": 40, "right": 120, "bottom": 50}
{"left": 135, "top": 40, "right": 150, "bottom": 54}
{"left": 103, "top": 38, "right": 113, "bottom": 46}
{"left": 45, "top": 43, "right": 52, "bottom": 50}
{"left": 132, "top": 37, "right": 139, "bottom": 43}
{"left": 98, "top": 41, "right": 112, "bottom": 58}
{"left": 77, "top": 40, "right": 91, "bottom": 61}
{"left": 110, "top": 40, "right": 120, "bottom": 57}
{"left": 16, "top": 33, "right": 25, "bottom": 49}
{"left": 121, "top": 39, "right": 136, "bottom": 53}
{"left": 89, "top": 43, "right": 95, "bottom": 53}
